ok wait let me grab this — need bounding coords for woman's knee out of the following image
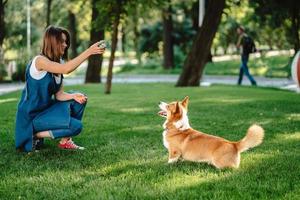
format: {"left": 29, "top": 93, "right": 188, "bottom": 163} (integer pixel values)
{"left": 71, "top": 99, "right": 87, "bottom": 110}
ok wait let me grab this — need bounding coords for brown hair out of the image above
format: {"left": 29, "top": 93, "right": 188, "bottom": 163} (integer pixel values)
{"left": 41, "top": 25, "right": 70, "bottom": 62}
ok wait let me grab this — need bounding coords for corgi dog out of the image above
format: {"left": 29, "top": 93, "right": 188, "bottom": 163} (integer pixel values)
{"left": 158, "top": 96, "right": 264, "bottom": 169}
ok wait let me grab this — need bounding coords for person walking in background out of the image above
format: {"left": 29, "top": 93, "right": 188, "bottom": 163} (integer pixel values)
{"left": 236, "top": 26, "right": 257, "bottom": 86}
{"left": 15, "top": 25, "right": 105, "bottom": 152}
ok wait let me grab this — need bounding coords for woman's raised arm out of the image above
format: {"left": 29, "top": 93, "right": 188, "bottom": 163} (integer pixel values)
{"left": 36, "top": 42, "right": 105, "bottom": 74}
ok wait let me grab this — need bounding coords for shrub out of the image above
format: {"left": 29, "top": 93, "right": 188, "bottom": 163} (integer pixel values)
{"left": 11, "top": 59, "right": 27, "bottom": 82}
{"left": 0, "top": 63, "right": 7, "bottom": 82}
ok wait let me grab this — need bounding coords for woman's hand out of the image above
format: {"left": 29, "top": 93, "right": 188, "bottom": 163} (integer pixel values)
{"left": 87, "top": 42, "right": 106, "bottom": 56}
{"left": 73, "top": 93, "right": 88, "bottom": 104}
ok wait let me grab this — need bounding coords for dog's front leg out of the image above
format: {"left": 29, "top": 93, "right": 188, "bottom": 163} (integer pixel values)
{"left": 168, "top": 147, "right": 181, "bottom": 164}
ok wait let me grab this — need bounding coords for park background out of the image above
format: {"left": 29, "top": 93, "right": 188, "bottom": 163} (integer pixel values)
{"left": 0, "top": 0, "right": 300, "bottom": 199}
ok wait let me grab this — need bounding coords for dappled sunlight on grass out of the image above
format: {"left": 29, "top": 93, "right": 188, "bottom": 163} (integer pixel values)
{"left": 257, "top": 118, "right": 272, "bottom": 124}
{"left": 1, "top": 84, "right": 300, "bottom": 199}
{"left": 120, "top": 107, "right": 152, "bottom": 113}
{"left": 98, "top": 159, "right": 162, "bottom": 177}
{"left": 120, "top": 125, "right": 153, "bottom": 132}
{"left": 195, "top": 98, "right": 255, "bottom": 105}
{"left": 156, "top": 173, "right": 218, "bottom": 192}
{"left": 285, "top": 113, "right": 300, "bottom": 121}
{"left": 275, "top": 132, "right": 300, "bottom": 141}
{"left": 0, "top": 98, "right": 17, "bottom": 104}
{"left": 218, "top": 99, "right": 254, "bottom": 104}
{"left": 240, "top": 152, "right": 273, "bottom": 169}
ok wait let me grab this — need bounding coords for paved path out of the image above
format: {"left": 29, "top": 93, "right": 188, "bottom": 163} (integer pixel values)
{"left": 0, "top": 75, "right": 298, "bottom": 96}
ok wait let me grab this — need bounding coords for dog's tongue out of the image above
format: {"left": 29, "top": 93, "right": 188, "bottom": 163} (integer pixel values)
{"left": 158, "top": 111, "right": 166, "bottom": 116}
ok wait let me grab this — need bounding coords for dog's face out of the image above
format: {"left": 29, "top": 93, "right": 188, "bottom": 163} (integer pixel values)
{"left": 158, "top": 96, "right": 190, "bottom": 129}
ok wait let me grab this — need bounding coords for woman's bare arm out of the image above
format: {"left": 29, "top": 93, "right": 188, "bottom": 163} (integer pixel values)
{"left": 55, "top": 85, "right": 87, "bottom": 104}
{"left": 35, "top": 42, "right": 105, "bottom": 74}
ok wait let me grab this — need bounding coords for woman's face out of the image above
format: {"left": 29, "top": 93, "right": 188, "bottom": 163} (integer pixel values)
{"left": 59, "top": 33, "right": 68, "bottom": 56}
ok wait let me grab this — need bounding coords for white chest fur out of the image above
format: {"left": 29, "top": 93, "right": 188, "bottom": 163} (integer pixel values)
{"left": 173, "top": 110, "right": 190, "bottom": 131}
{"left": 162, "top": 130, "right": 169, "bottom": 149}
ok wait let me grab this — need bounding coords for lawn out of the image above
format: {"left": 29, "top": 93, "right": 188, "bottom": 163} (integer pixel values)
{"left": 117, "top": 54, "right": 292, "bottom": 78}
{"left": 0, "top": 83, "right": 299, "bottom": 199}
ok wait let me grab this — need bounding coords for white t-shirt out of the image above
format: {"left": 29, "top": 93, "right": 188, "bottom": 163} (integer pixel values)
{"left": 29, "top": 56, "right": 62, "bottom": 84}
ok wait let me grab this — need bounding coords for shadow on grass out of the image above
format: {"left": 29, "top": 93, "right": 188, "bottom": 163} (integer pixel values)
{"left": 82, "top": 133, "right": 300, "bottom": 199}
{"left": 2, "top": 131, "right": 298, "bottom": 199}
{"left": 1, "top": 85, "right": 300, "bottom": 199}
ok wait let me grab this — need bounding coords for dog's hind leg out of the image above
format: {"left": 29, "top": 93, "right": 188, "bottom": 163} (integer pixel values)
{"left": 168, "top": 146, "right": 181, "bottom": 164}
{"left": 212, "top": 145, "right": 240, "bottom": 169}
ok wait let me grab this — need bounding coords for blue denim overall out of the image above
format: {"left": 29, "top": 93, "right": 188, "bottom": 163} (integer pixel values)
{"left": 15, "top": 60, "right": 86, "bottom": 152}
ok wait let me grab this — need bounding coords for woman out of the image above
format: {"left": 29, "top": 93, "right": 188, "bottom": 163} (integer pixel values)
{"left": 15, "top": 25, "right": 105, "bottom": 152}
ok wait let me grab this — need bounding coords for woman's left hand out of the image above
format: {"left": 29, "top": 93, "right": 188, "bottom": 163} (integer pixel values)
{"left": 73, "top": 93, "right": 87, "bottom": 104}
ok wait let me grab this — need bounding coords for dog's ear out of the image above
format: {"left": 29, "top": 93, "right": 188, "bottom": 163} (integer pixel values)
{"left": 182, "top": 96, "right": 189, "bottom": 108}
{"left": 174, "top": 102, "right": 180, "bottom": 114}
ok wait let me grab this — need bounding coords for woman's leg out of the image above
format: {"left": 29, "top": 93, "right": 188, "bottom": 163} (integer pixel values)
{"left": 49, "top": 117, "right": 82, "bottom": 139}
{"left": 35, "top": 131, "right": 70, "bottom": 144}
{"left": 34, "top": 100, "right": 86, "bottom": 148}
{"left": 35, "top": 117, "right": 82, "bottom": 145}
{"left": 52, "top": 118, "right": 84, "bottom": 149}
{"left": 70, "top": 100, "right": 86, "bottom": 120}
{"left": 35, "top": 131, "right": 51, "bottom": 138}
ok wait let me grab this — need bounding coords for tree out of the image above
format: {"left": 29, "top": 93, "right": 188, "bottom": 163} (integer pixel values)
{"left": 125, "top": 2, "right": 165, "bottom": 65}
{"left": 251, "top": 0, "right": 300, "bottom": 54}
{"left": 105, "top": 0, "right": 123, "bottom": 94}
{"left": 176, "top": 0, "right": 225, "bottom": 86}
{"left": 0, "top": 0, "right": 7, "bottom": 64}
{"left": 105, "top": 0, "right": 165, "bottom": 94}
{"left": 162, "top": 0, "right": 174, "bottom": 69}
{"left": 68, "top": 10, "right": 78, "bottom": 58}
{"left": 0, "top": 0, "right": 7, "bottom": 80}
{"left": 85, "top": 0, "right": 105, "bottom": 83}
{"left": 46, "top": 0, "right": 52, "bottom": 27}
{"left": 131, "top": 7, "right": 142, "bottom": 65}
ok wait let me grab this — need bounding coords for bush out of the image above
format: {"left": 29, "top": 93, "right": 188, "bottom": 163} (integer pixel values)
{"left": 174, "top": 46, "right": 186, "bottom": 68}
{"left": 11, "top": 59, "right": 27, "bottom": 82}
{"left": 0, "top": 63, "right": 7, "bottom": 82}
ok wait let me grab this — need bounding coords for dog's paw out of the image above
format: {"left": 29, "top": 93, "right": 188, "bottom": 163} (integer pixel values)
{"left": 168, "top": 158, "right": 178, "bottom": 164}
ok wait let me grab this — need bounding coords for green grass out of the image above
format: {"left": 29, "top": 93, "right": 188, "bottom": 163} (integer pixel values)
{"left": 118, "top": 55, "right": 292, "bottom": 78}
{"left": 0, "top": 84, "right": 299, "bottom": 199}
{"left": 204, "top": 55, "right": 291, "bottom": 77}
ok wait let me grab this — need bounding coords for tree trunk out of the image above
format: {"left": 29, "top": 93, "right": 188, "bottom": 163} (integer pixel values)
{"left": 85, "top": 0, "right": 104, "bottom": 83}
{"left": 176, "top": 0, "right": 225, "bottom": 86}
{"left": 191, "top": 0, "right": 199, "bottom": 31}
{"left": 291, "top": 7, "right": 300, "bottom": 55}
{"left": 68, "top": 10, "right": 78, "bottom": 59}
{"left": 133, "top": 23, "right": 142, "bottom": 65}
{"left": 0, "top": 0, "right": 7, "bottom": 65}
{"left": 46, "top": 0, "right": 52, "bottom": 27}
{"left": 190, "top": 0, "right": 213, "bottom": 63}
{"left": 105, "top": 5, "right": 121, "bottom": 94}
{"left": 162, "top": 2, "right": 174, "bottom": 69}
{"left": 121, "top": 24, "right": 126, "bottom": 53}
{"left": 133, "top": 8, "right": 141, "bottom": 65}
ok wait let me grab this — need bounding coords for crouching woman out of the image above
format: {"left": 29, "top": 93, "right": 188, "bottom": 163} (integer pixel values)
{"left": 15, "top": 25, "right": 105, "bottom": 152}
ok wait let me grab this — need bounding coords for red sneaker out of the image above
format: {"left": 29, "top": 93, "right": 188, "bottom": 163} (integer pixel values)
{"left": 58, "top": 139, "right": 85, "bottom": 150}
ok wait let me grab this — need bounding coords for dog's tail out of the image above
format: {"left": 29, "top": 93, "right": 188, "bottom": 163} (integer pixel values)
{"left": 236, "top": 124, "right": 264, "bottom": 153}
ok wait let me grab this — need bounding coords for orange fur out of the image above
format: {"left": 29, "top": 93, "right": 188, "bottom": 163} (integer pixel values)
{"left": 158, "top": 96, "right": 264, "bottom": 169}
